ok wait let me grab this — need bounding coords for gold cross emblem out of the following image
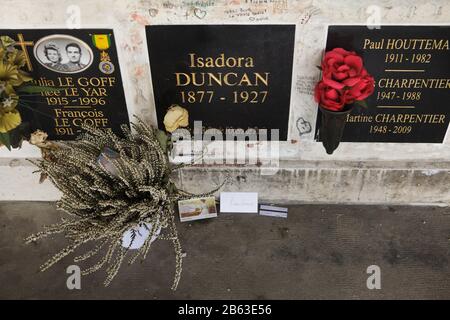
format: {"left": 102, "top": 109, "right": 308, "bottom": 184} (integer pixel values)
{"left": 14, "top": 33, "right": 34, "bottom": 72}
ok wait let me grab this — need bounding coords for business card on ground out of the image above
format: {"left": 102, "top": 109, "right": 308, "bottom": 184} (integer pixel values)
{"left": 178, "top": 196, "right": 217, "bottom": 222}
{"left": 259, "top": 204, "right": 288, "bottom": 218}
{"left": 220, "top": 192, "right": 258, "bottom": 213}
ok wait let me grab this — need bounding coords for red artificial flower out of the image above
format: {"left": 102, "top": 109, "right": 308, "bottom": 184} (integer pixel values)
{"left": 321, "top": 48, "right": 364, "bottom": 90}
{"left": 314, "top": 81, "right": 346, "bottom": 111}
{"left": 315, "top": 47, "right": 375, "bottom": 110}
{"left": 344, "top": 69, "right": 375, "bottom": 103}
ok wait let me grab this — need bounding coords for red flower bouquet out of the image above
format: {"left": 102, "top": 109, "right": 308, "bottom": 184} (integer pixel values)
{"left": 314, "top": 48, "right": 375, "bottom": 154}
{"left": 315, "top": 48, "right": 374, "bottom": 111}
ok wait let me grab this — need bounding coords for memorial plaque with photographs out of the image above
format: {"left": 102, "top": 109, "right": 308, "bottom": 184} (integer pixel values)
{"left": 1, "top": 29, "right": 129, "bottom": 140}
{"left": 315, "top": 25, "right": 450, "bottom": 143}
{"left": 146, "top": 25, "right": 295, "bottom": 140}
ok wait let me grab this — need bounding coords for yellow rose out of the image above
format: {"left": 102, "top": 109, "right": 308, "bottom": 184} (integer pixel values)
{"left": 0, "top": 110, "right": 21, "bottom": 133}
{"left": 163, "top": 104, "right": 189, "bottom": 132}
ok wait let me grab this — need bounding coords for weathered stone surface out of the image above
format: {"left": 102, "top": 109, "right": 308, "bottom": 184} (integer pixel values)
{"left": 1, "top": 159, "right": 449, "bottom": 205}
{"left": 175, "top": 161, "right": 450, "bottom": 205}
{"left": 1, "top": 0, "right": 450, "bottom": 204}
{"left": 1, "top": 201, "right": 450, "bottom": 299}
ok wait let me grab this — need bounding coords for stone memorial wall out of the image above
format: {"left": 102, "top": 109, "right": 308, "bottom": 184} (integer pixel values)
{"left": 0, "top": 0, "right": 449, "bottom": 205}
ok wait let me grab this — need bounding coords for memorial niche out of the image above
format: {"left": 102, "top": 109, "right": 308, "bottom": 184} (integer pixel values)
{"left": 146, "top": 25, "right": 295, "bottom": 140}
{"left": 316, "top": 25, "right": 450, "bottom": 143}
{"left": 0, "top": 29, "right": 129, "bottom": 149}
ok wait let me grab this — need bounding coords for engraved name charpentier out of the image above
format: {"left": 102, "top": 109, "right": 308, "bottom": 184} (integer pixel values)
{"left": 378, "top": 78, "right": 450, "bottom": 89}
{"left": 347, "top": 113, "right": 446, "bottom": 123}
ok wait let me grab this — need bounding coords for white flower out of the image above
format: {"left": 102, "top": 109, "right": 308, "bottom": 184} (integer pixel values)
{"left": 1, "top": 97, "right": 14, "bottom": 109}
{"left": 29, "top": 130, "right": 49, "bottom": 146}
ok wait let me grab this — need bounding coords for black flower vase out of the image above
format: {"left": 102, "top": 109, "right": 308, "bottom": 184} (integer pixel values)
{"left": 318, "top": 104, "right": 354, "bottom": 155}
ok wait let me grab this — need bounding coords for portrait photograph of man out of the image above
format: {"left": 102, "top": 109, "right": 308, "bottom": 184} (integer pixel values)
{"left": 64, "top": 42, "right": 86, "bottom": 72}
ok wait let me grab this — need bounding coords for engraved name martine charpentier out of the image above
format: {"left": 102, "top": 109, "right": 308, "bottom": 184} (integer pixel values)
{"left": 347, "top": 113, "right": 446, "bottom": 124}
{"left": 174, "top": 53, "right": 270, "bottom": 87}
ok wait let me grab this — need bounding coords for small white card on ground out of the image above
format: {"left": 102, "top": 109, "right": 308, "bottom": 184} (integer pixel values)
{"left": 178, "top": 196, "right": 217, "bottom": 222}
{"left": 121, "top": 222, "right": 160, "bottom": 249}
{"left": 259, "top": 204, "right": 288, "bottom": 218}
{"left": 220, "top": 192, "right": 258, "bottom": 213}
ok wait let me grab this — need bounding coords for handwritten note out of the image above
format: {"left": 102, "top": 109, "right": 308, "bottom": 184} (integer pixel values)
{"left": 220, "top": 192, "right": 258, "bottom": 213}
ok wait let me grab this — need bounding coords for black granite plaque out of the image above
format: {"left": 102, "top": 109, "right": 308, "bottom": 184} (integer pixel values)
{"left": 315, "top": 25, "right": 450, "bottom": 143}
{"left": 146, "top": 25, "right": 295, "bottom": 140}
{"left": 1, "top": 29, "right": 129, "bottom": 140}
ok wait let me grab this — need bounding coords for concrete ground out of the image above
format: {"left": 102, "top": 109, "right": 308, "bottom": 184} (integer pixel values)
{"left": 0, "top": 201, "right": 450, "bottom": 299}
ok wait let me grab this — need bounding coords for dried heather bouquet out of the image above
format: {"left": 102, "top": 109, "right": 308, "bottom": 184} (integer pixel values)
{"left": 25, "top": 117, "right": 222, "bottom": 290}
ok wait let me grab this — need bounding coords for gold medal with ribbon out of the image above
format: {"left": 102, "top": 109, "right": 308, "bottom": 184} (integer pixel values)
{"left": 91, "top": 34, "right": 115, "bottom": 74}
